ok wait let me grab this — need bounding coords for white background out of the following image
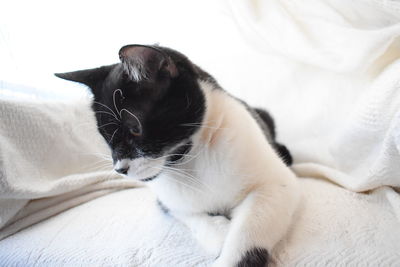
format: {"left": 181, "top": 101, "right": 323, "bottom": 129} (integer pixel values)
{"left": 0, "top": 0, "right": 258, "bottom": 101}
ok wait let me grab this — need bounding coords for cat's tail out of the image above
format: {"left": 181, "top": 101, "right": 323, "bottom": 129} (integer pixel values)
{"left": 253, "top": 108, "right": 293, "bottom": 166}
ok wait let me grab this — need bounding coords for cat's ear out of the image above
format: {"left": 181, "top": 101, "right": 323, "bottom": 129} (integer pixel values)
{"left": 119, "top": 45, "right": 178, "bottom": 82}
{"left": 55, "top": 65, "right": 114, "bottom": 89}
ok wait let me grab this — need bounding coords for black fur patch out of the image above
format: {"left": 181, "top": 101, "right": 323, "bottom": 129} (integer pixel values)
{"left": 274, "top": 142, "right": 293, "bottom": 165}
{"left": 193, "top": 64, "right": 220, "bottom": 89}
{"left": 253, "top": 108, "right": 276, "bottom": 140}
{"left": 56, "top": 44, "right": 291, "bottom": 181}
{"left": 253, "top": 107, "right": 293, "bottom": 166}
{"left": 167, "top": 141, "right": 193, "bottom": 164}
{"left": 236, "top": 248, "right": 269, "bottom": 267}
{"left": 56, "top": 45, "right": 205, "bottom": 164}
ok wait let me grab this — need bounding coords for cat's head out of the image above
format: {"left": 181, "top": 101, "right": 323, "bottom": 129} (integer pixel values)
{"left": 56, "top": 45, "right": 206, "bottom": 182}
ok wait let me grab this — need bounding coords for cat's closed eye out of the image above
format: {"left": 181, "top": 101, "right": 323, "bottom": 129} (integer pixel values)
{"left": 129, "top": 127, "right": 141, "bottom": 137}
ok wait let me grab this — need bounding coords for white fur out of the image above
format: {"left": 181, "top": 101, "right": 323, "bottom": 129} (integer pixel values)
{"left": 121, "top": 80, "right": 300, "bottom": 265}
{"left": 122, "top": 59, "right": 148, "bottom": 82}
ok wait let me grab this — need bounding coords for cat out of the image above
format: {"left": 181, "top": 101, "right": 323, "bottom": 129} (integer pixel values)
{"left": 56, "top": 44, "right": 300, "bottom": 267}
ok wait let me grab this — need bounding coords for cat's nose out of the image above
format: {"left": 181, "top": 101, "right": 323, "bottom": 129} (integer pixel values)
{"left": 115, "top": 167, "right": 129, "bottom": 175}
{"left": 114, "top": 159, "right": 130, "bottom": 175}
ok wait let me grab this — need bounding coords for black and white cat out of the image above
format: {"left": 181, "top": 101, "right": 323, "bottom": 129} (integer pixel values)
{"left": 56, "top": 45, "right": 300, "bottom": 267}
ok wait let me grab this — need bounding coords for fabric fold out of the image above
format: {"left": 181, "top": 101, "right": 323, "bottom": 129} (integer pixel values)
{"left": 0, "top": 96, "right": 139, "bottom": 239}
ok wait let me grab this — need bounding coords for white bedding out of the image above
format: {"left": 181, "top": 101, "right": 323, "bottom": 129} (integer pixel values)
{"left": 1, "top": 0, "right": 400, "bottom": 266}
{"left": 0, "top": 92, "right": 139, "bottom": 240}
{"left": 1, "top": 180, "right": 399, "bottom": 266}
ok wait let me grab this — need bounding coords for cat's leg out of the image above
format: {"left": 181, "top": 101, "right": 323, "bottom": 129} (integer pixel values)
{"left": 252, "top": 108, "right": 293, "bottom": 166}
{"left": 213, "top": 180, "right": 300, "bottom": 267}
{"left": 173, "top": 212, "right": 230, "bottom": 257}
{"left": 273, "top": 142, "right": 293, "bottom": 166}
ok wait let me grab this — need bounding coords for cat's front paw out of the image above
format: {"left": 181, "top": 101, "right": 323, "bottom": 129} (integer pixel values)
{"left": 212, "top": 248, "right": 269, "bottom": 267}
{"left": 195, "top": 215, "right": 230, "bottom": 257}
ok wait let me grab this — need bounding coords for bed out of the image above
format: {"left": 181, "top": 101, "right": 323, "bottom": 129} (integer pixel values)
{"left": 1, "top": 0, "right": 400, "bottom": 266}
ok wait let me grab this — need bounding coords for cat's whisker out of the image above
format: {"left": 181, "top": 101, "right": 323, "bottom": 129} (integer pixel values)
{"left": 163, "top": 165, "right": 252, "bottom": 178}
{"left": 161, "top": 165, "right": 200, "bottom": 184}
{"left": 93, "top": 100, "right": 120, "bottom": 120}
{"left": 94, "top": 110, "right": 120, "bottom": 122}
{"left": 164, "top": 176, "right": 202, "bottom": 194}
{"left": 177, "top": 119, "right": 218, "bottom": 126}
{"left": 162, "top": 165, "right": 197, "bottom": 178}
{"left": 147, "top": 152, "right": 198, "bottom": 162}
{"left": 167, "top": 144, "right": 206, "bottom": 166}
{"left": 120, "top": 108, "right": 142, "bottom": 132}
{"left": 71, "top": 152, "right": 113, "bottom": 163}
{"left": 84, "top": 156, "right": 113, "bottom": 163}
{"left": 166, "top": 175, "right": 204, "bottom": 194}
{"left": 109, "top": 128, "right": 119, "bottom": 144}
{"left": 90, "top": 155, "right": 113, "bottom": 162}
{"left": 85, "top": 155, "right": 113, "bottom": 163}
{"left": 98, "top": 122, "right": 119, "bottom": 129}
{"left": 161, "top": 165, "right": 213, "bottom": 193}
{"left": 80, "top": 160, "right": 113, "bottom": 172}
{"left": 88, "top": 162, "right": 113, "bottom": 169}
{"left": 81, "top": 158, "right": 111, "bottom": 167}
{"left": 179, "top": 123, "right": 229, "bottom": 130}
{"left": 152, "top": 167, "right": 204, "bottom": 194}
{"left": 84, "top": 163, "right": 113, "bottom": 172}
{"left": 113, "top": 89, "right": 123, "bottom": 118}
{"left": 160, "top": 169, "right": 207, "bottom": 194}
{"left": 99, "top": 169, "right": 121, "bottom": 182}
{"left": 179, "top": 121, "right": 216, "bottom": 126}
{"left": 78, "top": 152, "right": 113, "bottom": 159}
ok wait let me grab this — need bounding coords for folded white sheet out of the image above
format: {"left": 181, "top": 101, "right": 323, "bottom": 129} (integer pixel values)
{"left": 228, "top": 0, "right": 400, "bottom": 191}
{"left": 1, "top": 179, "right": 399, "bottom": 266}
{"left": 1, "top": 0, "right": 400, "bottom": 265}
{"left": 225, "top": 0, "right": 400, "bottom": 264}
{"left": 0, "top": 95, "right": 139, "bottom": 240}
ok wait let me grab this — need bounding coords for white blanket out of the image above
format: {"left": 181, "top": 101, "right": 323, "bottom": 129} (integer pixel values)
{"left": 228, "top": 0, "right": 400, "bottom": 192}
{"left": 1, "top": 0, "right": 400, "bottom": 266}
{"left": 227, "top": 0, "right": 400, "bottom": 264}
{"left": 0, "top": 94, "right": 139, "bottom": 240}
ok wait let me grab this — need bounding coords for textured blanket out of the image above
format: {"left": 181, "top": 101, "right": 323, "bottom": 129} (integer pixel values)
{"left": 0, "top": 95, "right": 139, "bottom": 240}
{"left": 1, "top": 0, "right": 400, "bottom": 265}
{"left": 228, "top": 0, "right": 400, "bottom": 264}
{"left": 230, "top": 0, "right": 400, "bottom": 192}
